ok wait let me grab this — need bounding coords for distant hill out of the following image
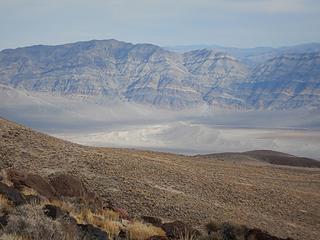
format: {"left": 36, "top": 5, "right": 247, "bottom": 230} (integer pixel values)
{"left": 197, "top": 150, "right": 320, "bottom": 168}
{"left": 0, "top": 39, "right": 319, "bottom": 110}
{"left": 165, "top": 43, "right": 320, "bottom": 66}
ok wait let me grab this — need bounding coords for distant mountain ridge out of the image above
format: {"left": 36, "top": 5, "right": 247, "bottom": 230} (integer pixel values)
{"left": 165, "top": 43, "right": 320, "bottom": 66}
{"left": 0, "top": 39, "right": 319, "bottom": 110}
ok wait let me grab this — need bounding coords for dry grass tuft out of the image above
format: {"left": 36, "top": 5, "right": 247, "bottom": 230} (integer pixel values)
{"left": 177, "top": 230, "right": 198, "bottom": 240}
{"left": 0, "top": 170, "right": 13, "bottom": 187}
{"left": 99, "top": 220, "right": 121, "bottom": 237}
{"left": 47, "top": 199, "right": 74, "bottom": 214}
{"left": 72, "top": 207, "right": 121, "bottom": 236}
{"left": 97, "top": 209, "right": 119, "bottom": 221}
{"left": 0, "top": 194, "right": 12, "bottom": 211}
{"left": 41, "top": 197, "right": 122, "bottom": 237}
{"left": 20, "top": 187, "right": 38, "bottom": 196}
{"left": 127, "top": 221, "right": 165, "bottom": 240}
{"left": 72, "top": 208, "right": 95, "bottom": 224}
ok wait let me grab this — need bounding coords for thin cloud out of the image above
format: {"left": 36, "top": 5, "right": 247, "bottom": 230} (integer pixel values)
{"left": 215, "top": 0, "right": 314, "bottom": 13}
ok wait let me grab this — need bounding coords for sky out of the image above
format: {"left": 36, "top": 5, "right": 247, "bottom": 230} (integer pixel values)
{"left": 0, "top": 0, "right": 320, "bottom": 50}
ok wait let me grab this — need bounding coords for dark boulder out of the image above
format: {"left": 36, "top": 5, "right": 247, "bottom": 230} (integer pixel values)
{"left": 0, "top": 182, "right": 25, "bottom": 205}
{"left": 221, "top": 222, "right": 237, "bottom": 240}
{"left": 78, "top": 223, "right": 109, "bottom": 240}
{"left": 0, "top": 214, "right": 8, "bottom": 229}
{"left": 43, "top": 204, "right": 67, "bottom": 220}
{"left": 141, "top": 216, "right": 162, "bottom": 227}
{"left": 161, "top": 221, "right": 200, "bottom": 239}
{"left": 49, "top": 174, "right": 87, "bottom": 198}
{"left": 8, "top": 170, "right": 56, "bottom": 199}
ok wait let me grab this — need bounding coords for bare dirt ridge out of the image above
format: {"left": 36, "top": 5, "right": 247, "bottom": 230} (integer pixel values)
{"left": 0, "top": 117, "right": 319, "bottom": 240}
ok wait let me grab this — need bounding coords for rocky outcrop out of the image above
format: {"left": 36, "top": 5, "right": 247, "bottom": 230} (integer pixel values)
{"left": 0, "top": 182, "right": 25, "bottom": 205}
{"left": 49, "top": 173, "right": 87, "bottom": 198}
{"left": 8, "top": 170, "right": 56, "bottom": 199}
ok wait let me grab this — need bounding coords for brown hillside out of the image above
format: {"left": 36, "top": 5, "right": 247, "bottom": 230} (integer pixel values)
{"left": 0, "top": 118, "right": 319, "bottom": 240}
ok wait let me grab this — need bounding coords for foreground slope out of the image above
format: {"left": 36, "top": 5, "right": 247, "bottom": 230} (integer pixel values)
{"left": 0, "top": 118, "right": 319, "bottom": 240}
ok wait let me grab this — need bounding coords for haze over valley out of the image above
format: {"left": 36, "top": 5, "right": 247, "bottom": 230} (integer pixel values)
{"left": 0, "top": 40, "right": 320, "bottom": 159}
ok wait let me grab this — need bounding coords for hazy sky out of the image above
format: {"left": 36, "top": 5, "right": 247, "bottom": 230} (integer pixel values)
{"left": 1, "top": 0, "right": 320, "bottom": 50}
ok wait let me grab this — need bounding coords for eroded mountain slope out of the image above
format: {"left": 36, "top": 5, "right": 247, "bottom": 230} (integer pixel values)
{"left": 1, "top": 40, "right": 319, "bottom": 109}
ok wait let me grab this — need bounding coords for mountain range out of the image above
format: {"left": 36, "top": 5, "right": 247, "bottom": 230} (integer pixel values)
{"left": 0, "top": 39, "right": 319, "bottom": 110}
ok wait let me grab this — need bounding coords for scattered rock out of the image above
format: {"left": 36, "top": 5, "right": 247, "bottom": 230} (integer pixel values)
{"left": 0, "top": 182, "right": 25, "bottom": 205}
{"left": 161, "top": 221, "right": 200, "bottom": 239}
{"left": 78, "top": 223, "right": 109, "bottom": 240}
{"left": 49, "top": 174, "right": 87, "bottom": 198}
{"left": 141, "top": 216, "right": 162, "bottom": 227}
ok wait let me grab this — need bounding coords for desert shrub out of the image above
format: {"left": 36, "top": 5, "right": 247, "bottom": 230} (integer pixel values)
{"left": 0, "top": 234, "right": 26, "bottom": 240}
{"left": 3, "top": 204, "right": 65, "bottom": 240}
{"left": 127, "top": 221, "right": 165, "bottom": 240}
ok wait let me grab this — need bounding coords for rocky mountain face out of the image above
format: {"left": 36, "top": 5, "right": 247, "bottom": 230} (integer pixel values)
{"left": 233, "top": 52, "right": 320, "bottom": 109}
{"left": 0, "top": 39, "right": 319, "bottom": 110}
